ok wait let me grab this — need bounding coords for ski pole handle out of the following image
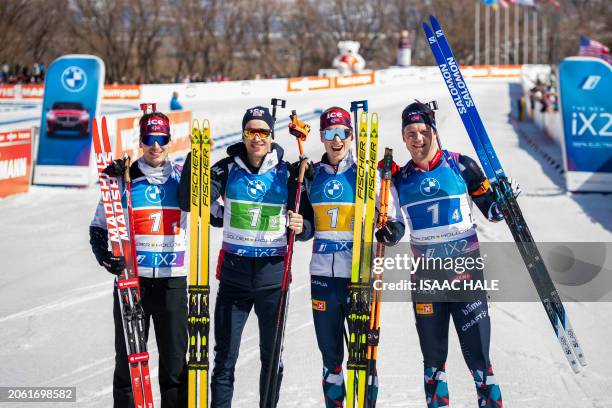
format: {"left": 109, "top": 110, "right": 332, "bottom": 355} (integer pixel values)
{"left": 288, "top": 110, "right": 310, "bottom": 156}
{"left": 350, "top": 100, "right": 369, "bottom": 152}
{"left": 296, "top": 157, "right": 308, "bottom": 184}
{"left": 270, "top": 98, "right": 286, "bottom": 139}
{"left": 270, "top": 98, "right": 287, "bottom": 120}
{"left": 123, "top": 155, "right": 132, "bottom": 183}
{"left": 350, "top": 100, "right": 368, "bottom": 113}
{"left": 139, "top": 103, "right": 156, "bottom": 114}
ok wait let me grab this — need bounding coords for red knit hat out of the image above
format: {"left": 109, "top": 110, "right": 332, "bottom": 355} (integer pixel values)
{"left": 320, "top": 107, "right": 352, "bottom": 130}
{"left": 140, "top": 114, "right": 171, "bottom": 139}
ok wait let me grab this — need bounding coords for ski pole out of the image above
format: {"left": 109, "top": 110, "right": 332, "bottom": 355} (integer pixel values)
{"left": 262, "top": 110, "right": 310, "bottom": 407}
{"left": 365, "top": 148, "right": 394, "bottom": 408}
{"left": 270, "top": 98, "right": 287, "bottom": 139}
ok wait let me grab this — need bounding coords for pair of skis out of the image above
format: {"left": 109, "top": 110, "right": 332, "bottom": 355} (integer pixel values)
{"left": 346, "top": 101, "right": 393, "bottom": 408}
{"left": 423, "top": 15, "right": 586, "bottom": 373}
{"left": 188, "top": 119, "right": 212, "bottom": 408}
{"left": 92, "top": 117, "right": 154, "bottom": 408}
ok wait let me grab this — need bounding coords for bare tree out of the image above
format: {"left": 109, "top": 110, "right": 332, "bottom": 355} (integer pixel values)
{"left": 215, "top": 0, "right": 250, "bottom": 78}
{"left": 21, "top": 0, "right": 70, "bottom": 63}
{"left": 172, "top": 0, "right": 218, "bottom": 80}
{"left": 3, "top": 0, "right": 609, "bottom": 83}
{"left": 71, "top": 0, "right": 138, "bottom": 83}
{"left": 325, "top": 0, "right": 388, "bottom": 67}
{"left": 133, "top": 0, "right": 165, "bottom": 83}
{"left": 0, "top": 0, "right": 29, "bottom": 63}
{"left": 280, "top": 0, "right": 328, "bottom": 76}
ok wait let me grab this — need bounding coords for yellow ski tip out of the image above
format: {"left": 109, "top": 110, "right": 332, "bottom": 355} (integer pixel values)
{"left": 202, "top": 119, "right": 212, "bottom": 144}
{"left": 191, "top": 119, "right": 202, "bottom": 142}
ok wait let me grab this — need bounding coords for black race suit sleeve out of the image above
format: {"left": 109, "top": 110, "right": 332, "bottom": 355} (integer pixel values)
{"left": 457, "top": 154, "right": 498, "bottom": 219}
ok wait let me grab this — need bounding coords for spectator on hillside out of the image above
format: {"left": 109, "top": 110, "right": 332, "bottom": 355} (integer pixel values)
{"left": 170, "top": 91, "right": 183, "bottom": 111}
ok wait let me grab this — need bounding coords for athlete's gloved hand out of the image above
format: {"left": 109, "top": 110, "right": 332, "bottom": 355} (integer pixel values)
{"left": 289, "top": 158, "right": 314, "bottom": 181}
{"left": 488, "top": 202, "right": 504, "bottom": 222}
{"left": 377, "top": 158, "right": 400, "bottom": 176}
{"left": 103, "top": 157, "right": 129, "bottom": 177}
{"left": 506, "top": 177, "right": 521, "bottom": 199}
{"left": 488, "top": 177, "right": 521, "bottom": 222}
{"left": 99, "top": 252, "right": 126, "bottom": 275}
{"left": 375, "top": 222, "right": 401, "bottom": 246}
{"left": 287, "top": 210, "right": 304, "bottom": 235}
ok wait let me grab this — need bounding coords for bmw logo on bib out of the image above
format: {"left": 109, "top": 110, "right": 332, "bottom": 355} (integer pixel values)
{"left": 420, "top": 177, "right": 440, "bottom": 196}
{"left": 146, "top": 185, "right": 165, "bottom": 204}
{"left": 324, "top": 179, "right": 343, "bottom": 199}
{"left": 61, "top": 66, "right": 87, "bottom": 92}
{"left": 247, "top": 179, "right": 267, "bottom": 199}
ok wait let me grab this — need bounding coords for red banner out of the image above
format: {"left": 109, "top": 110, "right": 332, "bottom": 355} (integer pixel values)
{"left": 21, "top": 84, "right": 44, "bottom": 99}
{"left": 334, "top": 71, "right": 376, "bottom": 88}
{"left": 0, "top": 129, "right": 32, "bottom": 198}
{"left": 460, "top": 65, "right": 522, "bottom": 78}
{"left": 0, "top": 85, "right": 16, "bottom": 100}
{"left": 103, "top": 85, "right": 141, "bottom": 100}
{"left": 287, "top": 76, "right": 332, "bottom": 92}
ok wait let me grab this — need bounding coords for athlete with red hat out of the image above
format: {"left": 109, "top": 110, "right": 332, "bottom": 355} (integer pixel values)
{"left": 90, "top": 105, "right": 189, "bottom": 407}
{"left": 300, "top": 107, "right": 404, "bottom": 407}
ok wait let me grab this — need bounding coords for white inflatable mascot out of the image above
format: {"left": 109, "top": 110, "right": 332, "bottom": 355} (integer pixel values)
{"left": 332, "top": 41, "right": 366, "bottom": 74}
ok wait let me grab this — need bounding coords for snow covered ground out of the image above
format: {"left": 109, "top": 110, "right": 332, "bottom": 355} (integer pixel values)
{"left": 1, "top": 78, "right": 611, "bottom": 407}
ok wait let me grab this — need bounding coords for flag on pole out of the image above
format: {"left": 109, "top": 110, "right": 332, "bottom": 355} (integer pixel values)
{"left": 579, "top": 36, "right": 612, "bottom": 64}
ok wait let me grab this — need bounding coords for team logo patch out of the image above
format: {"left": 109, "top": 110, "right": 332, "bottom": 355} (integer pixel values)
{"left": 420, "top": 177, "right": 440, "bottom": 196}
{"left": 246, "top": 179, "right": 267, "bottom": 199}
{"left": 145, "top": 185, "right": 165, "bottom": 204}
{"left": 323, "top": 179, "right": 343, "bottom": 199}
{"left": 61, "top": 66, "right": 87, "bottom": 92}
{"left": 415, "top": 303, "right": 434, "bottom": 316}
{"left": 312, "top": 299, "right": 327, "bottom": 311}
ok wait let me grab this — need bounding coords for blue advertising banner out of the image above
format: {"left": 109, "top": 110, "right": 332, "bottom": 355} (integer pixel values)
{"left": 558, "top": 57, "right": 612, "bottom": 192}
{"left": 33, "top": 55, "right": 104, "bottom": 186}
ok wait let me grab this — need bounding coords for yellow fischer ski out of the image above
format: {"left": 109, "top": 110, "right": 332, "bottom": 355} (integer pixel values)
{"left": 347, "top": 105, "right": 380, "bottom": 408}
{"left": 188, "top": 119, "right": 211, "bottom": 408}
{"left": 356, "top": 112, "right": 378, "bottom": 407}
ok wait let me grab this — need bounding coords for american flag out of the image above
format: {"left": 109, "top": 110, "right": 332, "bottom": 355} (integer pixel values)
{"left": 579, "top": 36, "right": 612, "bottom": 64}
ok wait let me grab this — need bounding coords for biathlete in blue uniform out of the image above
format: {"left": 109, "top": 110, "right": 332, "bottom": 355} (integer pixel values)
{"left": 90, "top": 109, "right": 189, "bottom": 408}
{"left": 179, "top": 106, "right": 313, "bottom": 408}
{"left": 301, "top": 107, "right": 403, "bottom": 407}
{"left": 391, "top": 101, "right": 520, "bottom": 408}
